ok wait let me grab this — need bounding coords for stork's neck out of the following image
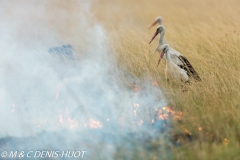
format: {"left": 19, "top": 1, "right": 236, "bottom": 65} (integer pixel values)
{"left": 165, "top": 50, "right": 171, "bottom": 61}
{"left": 159, "top": 30, "right": 165, "bottom": 46}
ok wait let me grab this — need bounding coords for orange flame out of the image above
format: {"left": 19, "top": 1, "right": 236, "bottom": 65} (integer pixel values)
{"left": 134, "top": 110, "right": 137, "bottom": 116}
{"left": 68, "top": 117, "right": 78, "bottom": 128}
{"left": 66, "top": 107, "right": 78, "bottom": 128}
{"left": 134, "top": 103, "right": 139, "bottom": 107}
{"left": 89, "top": 119, "right": 102, "bottom": 128}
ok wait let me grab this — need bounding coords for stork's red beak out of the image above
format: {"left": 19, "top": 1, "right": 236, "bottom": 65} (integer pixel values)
{"left": 160, "top": 51, "right": 165, "bottom": 59}
{"left": 149, "top": 31, "right": 159, "bottom": 44}
{"left": 148, "top": 20, "right": 158, "bottom": 29}
{"left": 157, "top": 51, "right": 165, "bottom": 67}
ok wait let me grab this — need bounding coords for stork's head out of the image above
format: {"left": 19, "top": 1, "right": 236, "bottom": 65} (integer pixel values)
{"left": 149, "top": 25, "right": 165, "bottom": 44}
{"left": 149, "top": 16, "right": 163, "bottom": 29}
{"left": 157, "top": 44, "right": 169, "bottom": 66}
{"left": 161, "top": 44, "right": 170, "bottom": 53}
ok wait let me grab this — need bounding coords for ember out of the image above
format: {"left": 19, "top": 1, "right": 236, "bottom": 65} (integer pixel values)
{"left": 134, "top": 110, "right": 137, "bottom": 116}
{"left": 89, "top": 119, "right": 102, "bottom": 128}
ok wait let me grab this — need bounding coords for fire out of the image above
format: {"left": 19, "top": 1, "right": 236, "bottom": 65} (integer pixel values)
{"left": 158, "top": 110, "right": 169, "bottom": 120}
{"left": 223, "top": 138, "right": 229, "bottom": 145}
{"left": 68, "top": 117, "right": 78, "bottom": 128}
{"left": 31, "top": 101, "right": 184, "bottom": 132}
{"left": 56, "top": 108, "right": 104, "bottom": 129}
{"left": 133, "top": 103, "right": 139, "bottom": 107}
{"left": 174, "top": 115, "right": 182, "bottom": 120}
{"left": 157, "top": 106, "right": 183, "bottom": 120}
{"left": 57, "top": 108, "right": 79, "bottom": 128}
{"left": 134, "top": 110, "right": 137, "bottom": 116}
{"left": 33, "top": 103, "right": 184, "bottom": 131}
{"left": 162, "top": 106, "right": 171, "bottom": 112}
{"left": 89, "top": 119, "right": 102, "bottom": 128}
{"left": 66, "top": 107, "right": 78, "bottom": 128}
{"left": 132, "top": 103, "right": 139, "bottom": 117}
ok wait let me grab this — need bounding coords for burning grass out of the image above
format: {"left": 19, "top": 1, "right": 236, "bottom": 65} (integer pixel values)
{"left": 92, "top": 0, "right": 240, "bottom": 159}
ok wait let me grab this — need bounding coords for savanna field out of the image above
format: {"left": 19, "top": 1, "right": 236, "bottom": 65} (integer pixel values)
{"left": 92, "top": 0, "right": 240, "bottom": 159}
{"left": 0, "top": 0, "right": 240, "bottom": 160}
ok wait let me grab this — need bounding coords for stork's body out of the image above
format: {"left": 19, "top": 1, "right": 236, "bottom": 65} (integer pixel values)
{"left": 158, "top": 44, "right": 189, "bottom": 82}
{"left": 150, "top": 26, "right": 201, "bottom": 81}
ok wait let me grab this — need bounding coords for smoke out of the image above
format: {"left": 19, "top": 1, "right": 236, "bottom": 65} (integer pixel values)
{"left": 0, "top": 0, "right": 168, "bottom": 159}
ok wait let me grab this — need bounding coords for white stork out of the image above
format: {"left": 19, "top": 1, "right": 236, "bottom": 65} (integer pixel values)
{"left": 158, "top": 44, "right": 189, "bottom": 82}
{"left": 150, "top": 26, "right": 201, "bottom": 81}
{"left": 149, "top": 16, "right": 163, "bottom": 29}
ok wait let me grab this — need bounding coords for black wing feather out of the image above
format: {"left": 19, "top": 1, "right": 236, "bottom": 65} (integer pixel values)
{"left": 178, "top": 55, "right": 201, "bottom": 81}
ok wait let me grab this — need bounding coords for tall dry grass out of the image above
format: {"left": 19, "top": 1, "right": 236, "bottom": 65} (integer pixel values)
{"left": 92, "top": 0, "right": 240, "bottom": 159}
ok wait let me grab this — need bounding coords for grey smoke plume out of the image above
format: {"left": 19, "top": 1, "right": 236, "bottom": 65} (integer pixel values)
{"left": 0, "top": 0, "right": 168, "bottom": 159}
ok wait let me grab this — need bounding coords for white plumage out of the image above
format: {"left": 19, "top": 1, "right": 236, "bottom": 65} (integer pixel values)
{"left": 158, "top": 44, "right": 189, "bottom": 82}
{"left": 150, "top": 25, "right": 201, "bottom": 81}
